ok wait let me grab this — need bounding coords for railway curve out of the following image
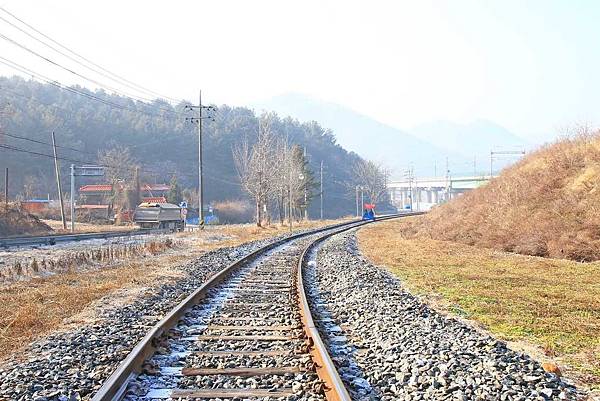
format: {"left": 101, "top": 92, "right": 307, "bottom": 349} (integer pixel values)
{"left": 91, "top": 214, "right": 417, "bottom": 401}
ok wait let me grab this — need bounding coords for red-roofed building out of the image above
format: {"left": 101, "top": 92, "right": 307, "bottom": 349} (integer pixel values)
{"left": 142, "top": 196, "right": 167, "bottom": 203}
{"left": 79, "top": 184, "right": 114, "bottom": 194}
{"left": 141, "top": 184, "right": 170, "bottom": 193}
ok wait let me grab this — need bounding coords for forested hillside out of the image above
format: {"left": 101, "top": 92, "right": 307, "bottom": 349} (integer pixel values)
{"left": 0, "top": 76, "right": 363, "bottom": 218}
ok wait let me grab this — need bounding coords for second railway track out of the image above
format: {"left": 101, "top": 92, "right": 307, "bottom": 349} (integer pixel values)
{"left": 92, "top": 215, "right": 415, "bottom": 401}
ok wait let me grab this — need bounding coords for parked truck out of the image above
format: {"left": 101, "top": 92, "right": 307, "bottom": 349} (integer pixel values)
{"left": 133, "top": 202, "right": 185, "bottom": 231}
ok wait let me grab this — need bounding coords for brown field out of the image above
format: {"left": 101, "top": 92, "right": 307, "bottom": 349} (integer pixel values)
{"left": 359, "top": 219, "right": 600, "bottom": 390}
{"left": 0, "top": 219, "right": 344, "bottom": 361}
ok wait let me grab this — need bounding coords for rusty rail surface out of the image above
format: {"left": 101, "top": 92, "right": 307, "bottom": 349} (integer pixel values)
{"left": 91, "top": 213, "right": 420, "bottom": 401}
{"left": 0, "top": 228, "right": 168, "bottom": 248}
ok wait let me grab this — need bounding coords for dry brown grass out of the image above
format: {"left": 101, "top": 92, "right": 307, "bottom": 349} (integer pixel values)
{"left": 359, "top": 220, "right": 600, "bottom": 389}
{"left": 0, "top": 252, "right": 187, "bottom": 361}
{"left": 405, "top": 133, "right": 600, "bottom": 261}
{"left": 0, "top": 218, "right": 345, "bottom": 362}
{"left": 42, "top": 219, "right": 135, "bottom": 234}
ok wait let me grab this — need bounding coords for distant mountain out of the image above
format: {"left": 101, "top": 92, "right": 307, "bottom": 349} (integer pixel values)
{"left": 254, "top": 93, "right": 460, "bottom": 178}
{"left": 409, "top": 120, "right": 530, "bottom": 159}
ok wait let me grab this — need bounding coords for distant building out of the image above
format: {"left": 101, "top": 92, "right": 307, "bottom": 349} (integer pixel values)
{"left": 77, "top": 183, "right": 170, "bottom": 218}
{"left": 20, "top": 199, "right": 51, "bottom": 214}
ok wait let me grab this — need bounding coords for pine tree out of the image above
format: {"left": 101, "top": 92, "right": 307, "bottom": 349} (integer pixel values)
{"left": 168, "top": 176, "right": 183, "bottom": 204}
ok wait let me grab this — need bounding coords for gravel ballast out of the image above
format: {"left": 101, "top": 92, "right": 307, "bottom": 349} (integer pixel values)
{"left": 0, "top": 231, "right": 313, "bottom": 401}
{"left": 308, "top": 231, "right": 581, "bottom": 401}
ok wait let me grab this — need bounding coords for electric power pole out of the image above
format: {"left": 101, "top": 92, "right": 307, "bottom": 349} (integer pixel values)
{"left": 355, "top": 185, "right": 359, "bottom": 217}
{"left": 51, "top": 132, "right": 67, "bottom": 229}
{"left": 289, "top": 168, "right": 293, "bottom": 232}
{"left": 361, "top": 188, "right": 364, "bottom": 212}
{"left": 303, "top": 147, "right": 308, "bottom": 220}
{"left": 70, "top": 164, "right": 75, "bottom": 232}
{"left": 184, "top": 91, "right": 215, "bottom": 230}
{"left": 3, "top": 167, "right": 7, "bottom": 207}
{"left": 445, "top": 157, "right": 451, "bottom": 202}
{"left": 198, "top": 90, "right": 203, "bottom": 229}
{"left": 319, "top": 160, "right": 323, "bottom": 220}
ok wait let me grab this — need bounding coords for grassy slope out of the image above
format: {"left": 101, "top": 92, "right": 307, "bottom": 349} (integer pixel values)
{"left": 359, "top": 220, "right": 600, "bottom": 388}
{"left": 403, "top": 134, "right": 600, "bottom": 261}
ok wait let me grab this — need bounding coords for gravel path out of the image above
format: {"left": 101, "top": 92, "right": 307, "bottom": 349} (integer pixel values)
{"left": 0, "top": 231, "right": 312, "bottom": 401}
{"left": 308, "top": 231, "right": 581, "bottom": 401}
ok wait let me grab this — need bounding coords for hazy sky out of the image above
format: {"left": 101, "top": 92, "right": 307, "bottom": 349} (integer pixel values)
{"left": 1, "top": 0, "right": 598, "bottom": 142}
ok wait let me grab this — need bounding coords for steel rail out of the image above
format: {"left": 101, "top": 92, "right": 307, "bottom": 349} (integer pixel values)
{"left": 0, "top": 228, "right": 168, "bottom": 248}
{"left": 91, "top": 213, "right": 421, "bottom": 401}
{"left": 296, "top": 213, "right": 416, "bottom": 401}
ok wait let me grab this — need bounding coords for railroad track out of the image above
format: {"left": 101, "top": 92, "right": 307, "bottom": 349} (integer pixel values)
{"left": 0, "top": 229, "right": 167, "bottom": 248}
{"left": 92, "top": 214, "right": 418, "bottom": 401}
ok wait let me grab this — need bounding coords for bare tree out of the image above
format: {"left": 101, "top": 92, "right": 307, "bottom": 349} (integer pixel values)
{"left": 272, "top": 142, "right": 314, "bottom": 223}
{"left": 98, "top": 146, "right": 137, "bottom": 213}
{"left": 353, "top": 159, "right": 389, "bottom": 205}
{"left": 233, "top": 114, "right": 280, "bottom": 226}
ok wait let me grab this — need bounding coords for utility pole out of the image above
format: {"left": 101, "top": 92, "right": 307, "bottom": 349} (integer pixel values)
{"left": 288, "top": 168, "right": 293, "bottom": 232}
{"left": 409, "top": 169, "right": 413, "bottom": 211}
{"left": 3, "top": 167, "right": 7, "bottom": 207}
{"left": 197, "top": 90, "right": 204, "bottom": 229}
{"left": 51, "top": 132, "right": 67, "bottom": 229}
{"left": 70, "top": 164, "right": 75, "bottom": 232}
{"left": 445, "top": 157, "right": 451, "bottom": 202}
{"left": 319, "top": 160, "right": 323, "bottom": 220}
{"left": 355, "top": 185, "right": 359, "bottom": 217}
{"left": 184, "top": 91, "right": 215, "bottom": 230}
{"left": 303, "top": 147, "right": 308, "bottom": 220}
{"left": 360, "top": 188, "right": 364, "bottom": 213}
{"left": 415, "top": 176, "right": 419, "bottom": 212}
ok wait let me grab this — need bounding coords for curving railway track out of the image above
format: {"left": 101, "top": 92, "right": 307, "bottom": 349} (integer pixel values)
{"left": 91, "top": 215, "right": 417, "bottom": 401}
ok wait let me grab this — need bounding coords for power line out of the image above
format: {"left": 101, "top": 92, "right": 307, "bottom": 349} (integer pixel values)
{"left": 0, "top": 31, "right": 178, "bottom": 113}
{"left": 0, "top": 131, "right": 95, "bottom": 155}
{"left": 0, "top": 140, "right": 241, "bottom": 186}
{"left": 0, "top": 84, "right": 188, "bottom": 142}
{"left": 0, "top": 142, "right": 95, "bottom": 165}
{"left": 0, "top": 86, "right": 204, "bottom": 166}
{"left": 0, "top": 56, "right": 178, "bottom": 119}
{"left": 0, "top": 13, "right": 174, "bottom": 104}
{"left": 0, "top": 6, "right": 181, "bottom": 104}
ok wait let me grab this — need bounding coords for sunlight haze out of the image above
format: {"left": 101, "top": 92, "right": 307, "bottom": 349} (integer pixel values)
{"left": 1, "top": 0, "right": 599, "bottom": 142}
